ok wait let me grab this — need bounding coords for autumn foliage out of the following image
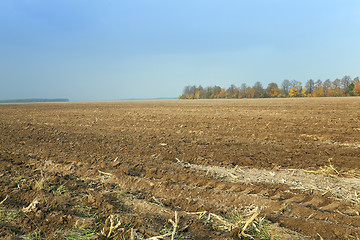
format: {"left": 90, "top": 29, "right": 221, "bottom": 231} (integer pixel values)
{"left": 179, "top": 76, "right": 360, "bottom": 99}
{"left": 353, "top": 82, "right": 360, "bottom": 96}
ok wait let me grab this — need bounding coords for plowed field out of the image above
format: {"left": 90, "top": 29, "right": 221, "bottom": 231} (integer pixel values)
{"left": 1, "top": 98, "right": 360, "bottom": 239}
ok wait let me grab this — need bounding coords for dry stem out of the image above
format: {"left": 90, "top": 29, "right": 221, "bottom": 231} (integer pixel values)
{"left": 130, "top": 228, "right": 135, "bottom": 240}
{"left": 101, "top": 214, "right": 122, "bottom": 238}
{"left": 0, "top": 195, "right": 9, "bottom": 205}
{"left": 23, "top": 199, "right": 39, "bottom": 213}
{"left": 146, "top": 211, "right": 179, "bottom": 240}
{"left": 98, "top": 170, "right": 113, "bottom": 176}
{"left": 327, "top": 158, "right": 341, "bottom": 176}
{"left": 239, "top": 208, "right": 261, "bottom": 238}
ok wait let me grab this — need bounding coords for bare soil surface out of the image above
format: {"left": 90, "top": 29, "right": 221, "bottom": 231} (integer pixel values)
{"left": 1, "top": 98, "right": 360, "bottom": 239}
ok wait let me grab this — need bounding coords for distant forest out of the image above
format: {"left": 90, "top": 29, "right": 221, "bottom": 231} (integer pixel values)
{"left": 0, "top": 98, "right": 69, "bottom": 103}
{"left": 179, "top": 75, "right": 360, "bottom": 99}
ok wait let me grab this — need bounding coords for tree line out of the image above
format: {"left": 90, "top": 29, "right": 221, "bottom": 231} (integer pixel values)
{"left": 179, "top": 76, "right": 360, "bottom": 99}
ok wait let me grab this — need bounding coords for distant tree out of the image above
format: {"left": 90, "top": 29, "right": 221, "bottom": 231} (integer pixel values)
{"left": 312, "top": 79, "right": 323, "bottom": 97}
{"left": 305, "top": 79, "right": 315, "bottom": 95}
{"left": 289, "top": 87, "right": 299, "bottom": 97}
{"left": 348, "top": 77, "right": 360, "bottom": 96}
{"left": 204, "top": 87, "right": 212, "bottom": 98}
{"left": 266, "top": 82, "right": 280, "bottom": 97}
{"left": 331, "top": 78, "right": 341, "bottom": 96}
{"left": 281, "top": 79, "right": 290, "bottom": 97}
{"left": 353, "top": 77, "right": 360, "bottom": 84}
{"left": 211, "top": 86, "right": 222, "bottom": 98}
{"left": 253, "top": 81, "right": 264, "bottom": 98}
{"left": 239, "top": 83, "right": 247, "bottom": 98}
{"left": 234, "top": 88, "right": 240, "bottom": 98}
{"left": 290, "top": 80, "right": 298, "bottom": 88}
{"left": 245, "top": 86, "right": 254, "bottom": 98}
{"left": 290, "top": 80, "right": 303, "bottom": 93}
{"left": 323, "top": 79, "right": 332, "bottom": 97}
{"left": 198, "top": 85, "right": 209, "bottom": 99}
{"left": 301, "top": 86, "right": 307, "bottom": 97}
{"left": 194, "top": 85, "right": 203, "bottom": 99}
{"left": 190, "top": 85, "right": 197, "bottom": 94}
{"left": 226, "top": 84, "right": 238, "bottom": 98}
{"left": 341, "top": 75, "right": 352, "bottom": 95}
{"left": 347, "top": 83, "right": 355, "bottom": 96}
{"left": 182, "top": 85, "right": 191, "bottom": 96}
{"left": 219, "top": 88, "right": 226, "bottom": 98}
{"left": 353, "top": 82, "right": 360, "bottom": 96}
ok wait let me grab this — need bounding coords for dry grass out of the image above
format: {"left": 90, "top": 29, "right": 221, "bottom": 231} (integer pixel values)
{"left": 302, "top": 158, "right": 341, "bottom": 176}
{"left": 187, "top": 206, "right": 272, "bottom": 239}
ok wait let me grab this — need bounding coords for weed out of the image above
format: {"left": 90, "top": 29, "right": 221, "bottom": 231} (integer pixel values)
{"left": 53, "top": 183, "right": 70, "bottom": 195}
{"left": 80, "top": 194, "right": 89, "bottom": 201}
{"left": 174, "top": 233, "right": 192, "bottom": 240}
{"left": 116, "top": 191, "right": 136, "bottom": 200}
{"left": 121, "top": 228, "right": 132, "bottom": 240}
{"left": 54, "top": 228, "right": 64, "bottom": 235}
{"left": 246, "top": 217, "right": 272, "bottom": 240}
{"left": 76, "top": 205, "right": 92, "bottom": 210}
{"left": 160, "top": 227, "right": 191, "bottom": 240}
{"left": 20, "top": 230, "right": 42, "bottom": 240}
{"left": 75, "top": 205, "right": 99, "bottom": 219}
{"left": 0, "top": 207, "right": 21, "bottom": 223}
{"left": 230, "top": 207, "right": 272, "bottom": 239}
{"left": 160, "top": 226, "right": 173, "bottom": 235}
{"left": 77, "top": 209, "right": 98, "bottom": 219}
{"left": 65, "top": 228, "right": 97, "bottom": 240}
{"left": 231, "top": 210, "right": 246, "bottom": 223}
{"left": 15, "top": 175, "right": 29, "bottom": 188}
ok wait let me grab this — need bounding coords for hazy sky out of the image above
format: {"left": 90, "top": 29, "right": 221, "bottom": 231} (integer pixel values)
{"left": 1, "top": 0, "right": 360, "bottom": 101}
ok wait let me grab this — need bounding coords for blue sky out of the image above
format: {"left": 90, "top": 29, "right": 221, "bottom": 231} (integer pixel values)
{"left": 1, "top": 0, "right": 360, "bottom": 101}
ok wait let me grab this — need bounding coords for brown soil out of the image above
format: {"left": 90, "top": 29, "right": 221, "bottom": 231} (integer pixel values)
{"left": 0, "top": 97, "right": 360, "bottom": 239}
